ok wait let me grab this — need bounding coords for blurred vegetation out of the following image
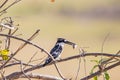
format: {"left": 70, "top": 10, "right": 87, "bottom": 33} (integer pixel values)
{"left": 2, "top": 0, "right": 119, "bottom": 53}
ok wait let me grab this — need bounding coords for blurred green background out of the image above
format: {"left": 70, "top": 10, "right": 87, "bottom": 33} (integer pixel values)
{"left": 1, "top": 0, "right": 120, "bottom": 80}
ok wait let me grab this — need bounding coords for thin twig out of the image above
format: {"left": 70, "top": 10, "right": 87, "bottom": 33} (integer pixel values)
{"left": 0, "top": 0, "right": 9, "bottom": 9}
{"left": 101, "top": 33, "right": 110, "bottom": 53}
{"left": 5, "top": 29, "right": 11, "bottom": 49}
{"left": 4, "top": 62, "right": 34, "bottom": 68}
{"left": 0, "top": 33, "right": 65, "bottom": 79}
{"left": 20, "top": 61, "right": 31, "bottom": 80}
{"left": 23, "top": 52, "right": 38, "bottom": 70}
{"left": 31, "top": 57, "right": 45, "bottom": 63}
{"left": 11, "top": 27, "right": 19, "bottom": 35}
{"left": 81, "top": 49, "right": 87, "bottom": 78}
{"left": 0, "top": 0, "right": 21, "bottom": 15}
{"left": 4, "top": 51, "right": 120, "bottom": 79}
{"left": 81, "top": 61, "right": 120, "bottom": 80}
{"left": 100, "top": 33, "right": 110, "bottom": 73}
{"left": 75, "top": 49, "right": 81, "bottom": 80}
{"left": 0, "top": 29, "right": 40, "bottom": 69}
{"left": 101, "top": 50, "right": 120, "bottom": 66}
{"left": 0, "top": 70, "right": 5, "bottom": 79}
{"left": 20, "top": 73, "right": 63, "bottom": 80}
{"left": 54, "top": 63, "right": 65, "bottom": 79}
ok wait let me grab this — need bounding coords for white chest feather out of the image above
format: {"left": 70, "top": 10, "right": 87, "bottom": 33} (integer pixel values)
{"left": 56, "top": 42, "right": 65, "bottom": 47}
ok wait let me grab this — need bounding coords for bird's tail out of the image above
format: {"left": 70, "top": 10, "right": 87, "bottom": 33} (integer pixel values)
{"left": 42, "top": 58, "right": 52, "bottom": 67}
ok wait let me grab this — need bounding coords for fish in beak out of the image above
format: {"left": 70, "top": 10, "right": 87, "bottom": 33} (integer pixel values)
{"left": 64, "top": 40, "right": 77, "bottom": 49}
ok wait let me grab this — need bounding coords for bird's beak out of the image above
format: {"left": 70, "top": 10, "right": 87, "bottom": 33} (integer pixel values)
{"left": 65, "top": 41, "right": 77, "bottom": 49}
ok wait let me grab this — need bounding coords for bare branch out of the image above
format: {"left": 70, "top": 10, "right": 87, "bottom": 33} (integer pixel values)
{"left": 20, "top": 61, "right": 31, "bottom": 80}
{"left": 4, "top": 51, "right": 120, "bottom": 79}
{"left": 5, "top": 29, "right": 12, "bottom": 49}
{"left": 101, "top": 50, "right": 120, "bottom": 67}
{"left": 75, "top": 49, "right": 81, "bottom": 80}
{"left": 23, "top": 52, "right": 38, "bottom": 70}
{"left": 81, "top": 61, "right": 120, "bottom": 80}
{"left": 0, "top": 33, "right": 65, "bottom": 79}
{"left": 4, "top": 62, "right": 34, "bottom": 68}
{"left": 53, "top": 63, "right": 65, "bottom": 79}
{"left": 11, "top": 27, "right": 19, "bottom": 35}
{"left": 81, "top": 49, "right": 87, "bottom": 77}
{"left": 101, "top": 32, "right": 110, "bottom": 53}
{"left": 0, "top": 29, "right": 40, "bottom": 69}
{"left": 20, "top": 73, "right": 63, "bottom": 80}
{"left": 0, "top": 0, "right": 9, "bottom": 9}
{"left": 1, "top": 52, "right": 120, "bottom": 68}
{"left": 2, "top": 52, "right": 120, "bottom": 69}
{"left": 0, "top": 0, "right": 21, "bottom": 16}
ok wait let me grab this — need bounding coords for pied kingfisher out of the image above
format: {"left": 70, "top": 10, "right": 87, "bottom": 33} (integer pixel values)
{"left": 42, "top": 38, "right": 77, "bottom": 67}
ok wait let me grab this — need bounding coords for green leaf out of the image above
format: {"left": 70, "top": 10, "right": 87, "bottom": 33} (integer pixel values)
{"left": 104, "top": 72, "right": 110, "bottom": 80}
{"left": 1, "top": 55, "right": 9, "bottom": 60}
{"left": 0, "top": 49, "right": 9, "bottom": 55}
{"left": 93, "top": 76, "right": 98, "bottom": 80}
{"left": 90, "top": 60, "right": 99, "bottom": 64}
{"left": 90, "top": 65, "right": 98, "bottom": 74}
{"left": 0, "top": 49, "right": 9, "bottom": 60}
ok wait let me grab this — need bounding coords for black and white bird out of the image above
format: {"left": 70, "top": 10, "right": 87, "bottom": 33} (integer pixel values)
{"left": 42, "top": 38, "right": 77, "bottom": 67}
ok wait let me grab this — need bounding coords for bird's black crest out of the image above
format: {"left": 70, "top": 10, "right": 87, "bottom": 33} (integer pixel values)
{"left": 57, "top": 38, "right": 66, "bottom": 43}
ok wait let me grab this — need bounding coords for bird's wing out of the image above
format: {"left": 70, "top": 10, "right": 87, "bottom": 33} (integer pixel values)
{"left": 50, "top": 44, "right": 62, "bottom": 58}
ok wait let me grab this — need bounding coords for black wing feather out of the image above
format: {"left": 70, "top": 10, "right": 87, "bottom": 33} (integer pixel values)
{"left": 50, "top": 44, "right": 62, "bottom": 58}
{"left": 43, "top": 44, "right": 62, "bottom": 66}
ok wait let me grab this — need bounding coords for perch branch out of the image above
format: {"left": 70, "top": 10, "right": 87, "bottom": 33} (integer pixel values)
{"left": 2, "top": 51, "right": 120, "bottom": 69}
{"left": 4, "top": 51, "right": 120, "bottom": 79}
{"left": 2, "top": 52, "right": 120, "bottom": 69}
